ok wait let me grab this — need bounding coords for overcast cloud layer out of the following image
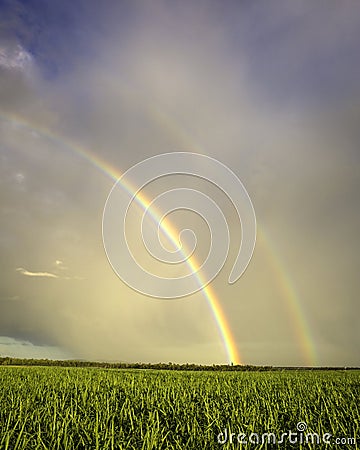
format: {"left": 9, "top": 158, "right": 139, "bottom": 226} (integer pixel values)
{"left": 0, "top": 0, "right": 359, "bottom": 366}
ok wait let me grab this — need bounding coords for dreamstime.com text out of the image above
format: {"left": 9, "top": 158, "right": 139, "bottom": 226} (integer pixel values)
{"left": 217, "top": 422, "right": 357, "bottom": 446}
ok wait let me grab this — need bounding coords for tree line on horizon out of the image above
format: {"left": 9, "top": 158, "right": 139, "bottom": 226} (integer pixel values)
{"left": 0, "top": 357, "right": 356, "bottom": 370}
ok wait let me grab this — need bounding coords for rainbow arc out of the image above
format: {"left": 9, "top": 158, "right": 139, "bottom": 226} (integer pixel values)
{"left": 1, "top": 111, "right": 317, "bottom": 365}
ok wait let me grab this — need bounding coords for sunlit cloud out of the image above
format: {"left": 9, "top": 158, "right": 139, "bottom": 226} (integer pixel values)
{"left": 15, "top": 266, "right": 84, "bottom": 281}
{"left": 16, "top": 267, "right": 59, "bottom": 278}
{"left": 54, "top": 259, "right": 68, "bottom": 270}
{"left": 0, "top": 44, "right": 32, "bottom": 71}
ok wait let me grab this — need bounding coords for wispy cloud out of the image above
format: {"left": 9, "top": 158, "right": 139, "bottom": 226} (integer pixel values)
{"left": 54, "top": 259, "right": 68, "bottom": 270}
{"left": 15, "top": 265, "right": 84, "bottom": 280}
{"left": 16, "top": 267, "right": 59, "bottom": 278}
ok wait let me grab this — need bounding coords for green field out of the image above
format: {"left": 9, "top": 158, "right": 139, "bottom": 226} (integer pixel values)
{"left": 0, "top": 367, "right": 358, "bottom": 449}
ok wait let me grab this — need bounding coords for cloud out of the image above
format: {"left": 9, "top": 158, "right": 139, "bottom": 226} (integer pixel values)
{"left": 0, "top": 44, "right": 32, "bottom": 71}
{"left": 0, "top": 1, "right": 359, "bottom": 366}
{"left": 54, "top": 259, "right": 68, "bottom": 270}
{"left": 0, "top": 336, "right": 72, "bottom": 360}
{"left": 16, "top": 267, "right": 59, "bottom": 278}
{"left": 15, "top": 266, "right": 84, "bottom": 281}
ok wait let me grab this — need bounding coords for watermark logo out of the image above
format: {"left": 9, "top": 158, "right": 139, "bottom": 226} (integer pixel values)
{"left": 296, "top": 421, "right": 307, "bottom": 432}
{"left": 217, "top": 422, "right": 357, "bottom": 446}
{"left": 102, "top": 152, "right": 256, "bottom": 298}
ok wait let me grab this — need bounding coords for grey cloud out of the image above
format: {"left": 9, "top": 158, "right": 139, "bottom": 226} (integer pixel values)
{"left": 0, "top": 1, "right": 359, "bottom": 365}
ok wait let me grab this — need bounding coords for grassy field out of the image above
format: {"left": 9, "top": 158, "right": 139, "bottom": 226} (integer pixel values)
{"left": 0, "top": 367, "right": 358, "bottom": 449}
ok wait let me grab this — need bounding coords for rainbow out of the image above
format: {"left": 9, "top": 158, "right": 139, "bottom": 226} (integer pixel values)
{"left": 100, "top": 160, "right": 243, "bottom": 365}
{"left": 258, "top": 228, "right": 317, "bottom": 365}
{"left": 1, "top": 112, "right": 241, "bottom": 364}
{"left": 0, "top": 111, "right": 317, "bottom": 365}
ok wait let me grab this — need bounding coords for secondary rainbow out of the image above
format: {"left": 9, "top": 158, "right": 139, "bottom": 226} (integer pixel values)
{"left": 1, "top": 111, "right": 318, "bottom": 365}
{"left": 258, "top": 228, "right": 316, "bottom": 365}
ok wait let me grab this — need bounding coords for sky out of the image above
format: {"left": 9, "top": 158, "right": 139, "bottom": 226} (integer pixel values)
{"left": 0, "top": 0, "right": 359, "bottom": 366}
